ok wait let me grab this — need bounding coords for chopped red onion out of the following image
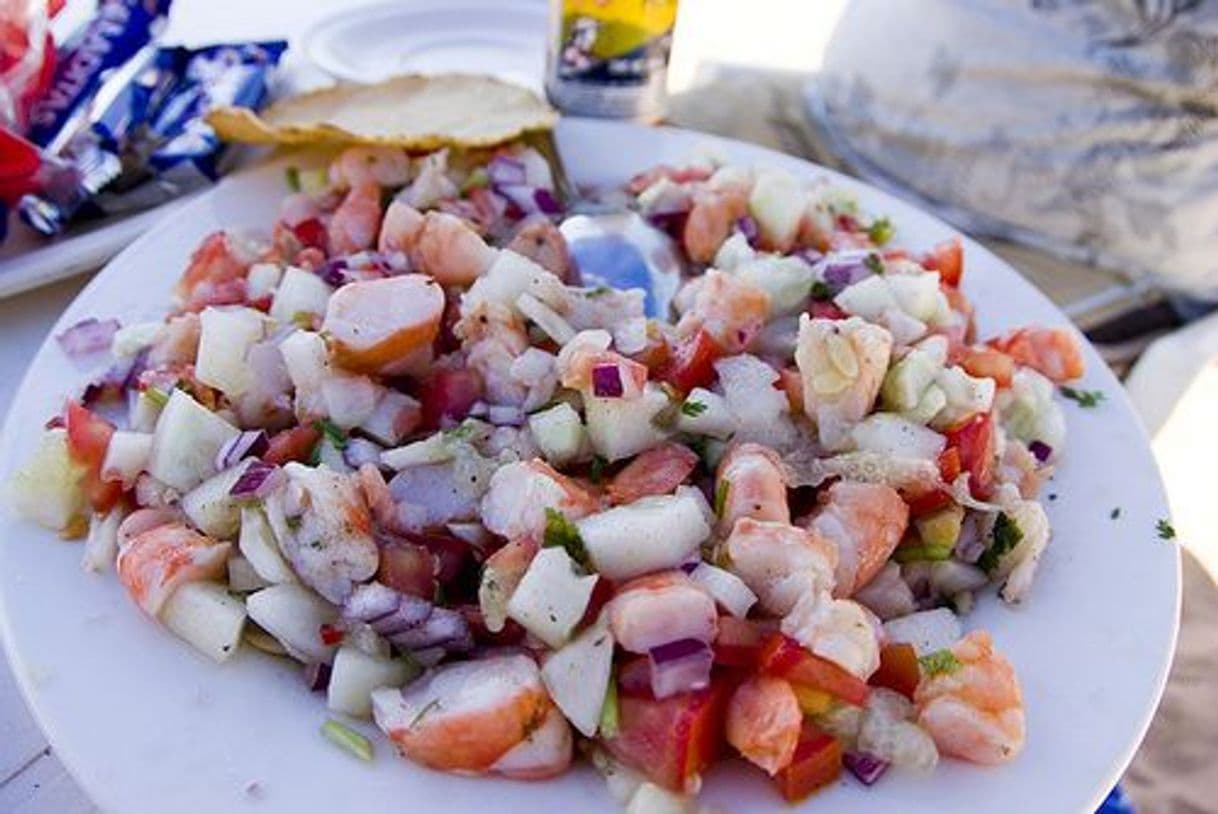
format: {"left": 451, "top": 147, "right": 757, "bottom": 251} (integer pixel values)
{"left": 343, "top": 437, "right": 384, "bottom": 469}
{"left": 1028, "top": 440, "right": 1052, "bottom": 462}
{"left": 844, "top": 751, "right": 889, "bottom": 786}
{"left": 368, "top": 595, "right": 433, "bottom": 636}
{"left": 303, "top": 661, "right": 332, "bottom": 692}
{"left": 215, "top": 430, "right": 269, "bottom": 471}
{"left": 534, "top": 188, "right": 562, "bottom": 215}
{"left": 487, "top": 155, "right": 528, "bottom": 187}
{"left": 228, "top": 460, "right": 284, "bottom": 499}
{"left": 735, "top": 215, "right": 759, "bottom": 246}
{"left": 389, "top": 607, "right": 470, "bottom": 650}
{"left": 316, "top": 258, "right": 350, "bottom": 287}
{"left": 57, "top": 317, "right": 120, "bottom": 358}
{"left": 647, "top": 209, "right": 689, "bottom": 237}
{"left": 795, "top": 248, "right": 825, "bottom": 266}
{"left": 497, "top": 184, "right": 562, "bottom": 217}
{"left": 591, "top": 364, "right": 624, "bottom": 398}
{"left": 648, "top": 638, "right": 713, "bottom": 699}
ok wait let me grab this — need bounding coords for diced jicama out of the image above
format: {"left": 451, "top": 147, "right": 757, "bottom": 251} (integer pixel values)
{"left": 673, "top": 388, "right": 735, "bottom": 439}
{"left": 527, "top": 402, "right": 587, "bottom": 466}
{"left": 146, "top": 390, "right": 240, "bottom": 492}
{"left": 100, "top": 430, "right": 152, "bottom": 488}
{"left": 6, "top": 428, "right": 85, "bottom": 531}
{"left": 882, "top": 609, "right": 961, "bottom": 657}
{"left": 161, "top": 581, "right": 247, "bottom": 663}
{"left": 578, "top": 487, "right": 711, "bottom": 581}
{"left": 227, "top": 555, "right": 269, "bottom": 592}
{"left": 269, "top": 266, "right": 333, "bottom": 323}
{"left": 541, "top": 616, "right": 615, "bottom": 736}
{"left": 748, "top": 170, "right": 804, "bottom": 252}
{"left": 238, "top": 505, "right": 296, "bottom": 584}
{"left": 733, "top": 255, "right": 814, "bottom": 315}
{"left": 506, "top": 547, "right": 598, "bottom": 648}
{"left": 327, "top": 645, "right": 418, "bottom": 719}
{"left": 180, "top": 462, "right": 254, "bottom": 539}
{"left": 584, "top": 383, "right": 670, "bottom": 462}
{"left": 246, "top": 583, "right": 339, "bottom": 663}
{"left": 851, "top": 414, "right": 945, "bottom": 461}
{"left": 195, "top": 306, "right": 267, "bottom": 397}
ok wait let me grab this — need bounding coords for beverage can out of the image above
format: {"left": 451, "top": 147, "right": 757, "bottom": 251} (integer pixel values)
{"left": 545, "top": 0, "right": 679, "bottom": 122}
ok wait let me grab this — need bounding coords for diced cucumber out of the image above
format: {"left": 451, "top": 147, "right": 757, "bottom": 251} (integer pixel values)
{"left": 733, "top": 255, "right": 814, "bottom": 315}
{"left": 851, "top": 414, "right": 945, "bottom": 460}
{"left": 238, "top": 505, "right": 297, "bottom": 584}
{"left": 904, "top": 384, "right": 948, "bottom": 426}
{"left": 881, "top": 346, "right": 941, "bottom": 412}
{"left": 748, "top": 170, "right": 804, "bottom": 250}
{"left": 915, "top": 504, "right": 965, "bottom": 552}
{"left": 507, "top": 547, "right": 598, "bottom": 648}
{"left": 6, "top": 429, "right": 85, "bottom": 531}
{"left": 674, "top": 388, "right": 735, "bottom": 439}
{"left": 100, "top": 430, "right": 152, "bottom": 488}
{"left": 180, "top": 461, "right": 253, "bottom": 540}
{"left": 246, "top": 583, "right": 338, "bottom": 664}
{"left": 161, "top": 582, "right": 247, "bottom": 663}
{"left": 327, "top": 645, "right": 419, "bottom": 719}
{"left": 146, "top": 389, "right": 240, "bottom": 492}
{"left": 541, "top": 616, "right": 614, "bottom": 737}
{"left": 931, "top": 366, "right": 996, "bottom": 430}
{"left": 583, "top": 384, "right": 670, "bottom": 462}
{"left": 578, "top": 487, "right": 711, "bottom": 581}
{"left": 195, "top": 306, "right": 268, "bottom": 397}
{"left": 227, "top": 555, "right": 270, "bottom": 593}
{"left": 269, "top": 267, "right": 334, "bottom": 324}
{"left": 527, "top": 402, "right": 587, "bottom": 467}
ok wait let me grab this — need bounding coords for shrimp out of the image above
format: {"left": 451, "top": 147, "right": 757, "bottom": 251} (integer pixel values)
{"left": 559, "top": 347, "right": 649, "bottom": 399}
{"left": 804, "top": 481, "right": 909, "bottom": 598}
{"left": 480, "top": 459, "right": 600, "bottom": 543}
{"left": 377, "top": 199, "right": 425, "bottom": 255}
{"left": 116, "top": 517, "right": 231, "bottom": 617}
{"left": 914, "top": 630, "right": 1025, "bottom": 765}
{"left": 372, "top": 654, "right": 555, "bottom": 774}
{"left": 780, "top": 590, "right": 881, "bottom": 680}
{"left": 675, "top": 270, "right": 770, "bottom": 354}
{"left": 606, "top": 443, "right": 699, "bottom": 505}
{"left": 458, "top": 301, "right": 531, "bottom": 405}
{"left": 988, "top": 327, "right": 1084, "bottom": 384}
{"left": 327, "top": 182, "right": 383, "bottom": 256}
{"left": 399, "top": 148, "right": 459, "bottom": 210}
{"left": 608, "top": 571, "right": 718, "bottom": 654}
{"left": 683, "top": 187, "right": 749, "bottom": 264}
{"left": 490, "top": 703, "right": 574, "bottom": 779}
{"left": 148, "top": 313, "right": 201, "bottom": 367}
{"left": 795, "top": 314, "right": 893, "bottom": 450}
{"left": 276, "top": 463, "right": 378, "bottom": 604}
{"left": 724, "top": 518, "right": 837, "bottom": 616}
{"left": 726, "top": 675, "right": 802, "bottom": 775}
{"left": 408, "top": 211, "right": 499, "bottom": 286}
{"left": 322, "top": 275, "right": 444, "bottom": 376}
{"left": 857, "top": 687, "right": 939, "bottom": 771}
{"left": 479, "top": 538, "right": 540, "bottom": 633}
{"left": 175, "top": 232, "right": 249, "bottom": 312}
{"left": 507, "top": 216, "right": 573, "bottom": 281}
{"left": 716, "top": 442, "right": 790, "bottom": 531}
{"left": 329, "top": 146, "right": 412, "bottom": 189}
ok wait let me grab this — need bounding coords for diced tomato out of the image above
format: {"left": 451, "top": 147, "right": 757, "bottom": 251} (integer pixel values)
{"left": 808, "top": 300, "right": 848, "bottom": 320}
{"left": 417, "top": 368, "right": 483, "bottom": 430}
{"left": 834, "top": 213, "right": 861, "bottom": 233}
{"left": 773, "top": 722, "right": 842, "bottom": 803}
{"left": 176, "top": 232, "right": 250, "bottom": 312}
{"left": 869, "top": 643, "right": 921, "bottom": 700}
{"left": 944, "top": 412, "right": 996, "bottom": 499}
{"left": 988, "top": 327, "right": 1085, "bottom": 384}
{"left": 319, "top": 623, "right": 345, "bottom": 646}
{"left": 377, "top": 541, "right": 438, "bottom": 599}
{"left": 656, "top": 329, "right": 723, "bottom": 394}
{"left": 881, "top": 248, "right": 910, "bottom": 262}
{"left": 404, "top": 532, "right": 471, "bottom": 585}
{"left": 921, "top": 237, "right": 964, "bottom": 287}
{"left": 290, "top": 217, "right": 328, "bottom": 251}
{"left": 713, "top": 616, "right": 765, "bottom": 668}
{"left": 758, "top": 633, "right": 869, "bottom": 707}
{"left": 580, "top": 576, "right": 616, "bottom": 629}
{"left": 262, "top": 424, "right": 322, "bottom": 465}
{"left": 459, "top": 605, "right": 526, "bottom": 646}
{"left": 64, "top": 401, "right": 121, "bottom": 512}
{"left": 606, "top": 442, "right": 698, "bottom": 505}
{"left": 937, "top": 447, "right": 961, "bottom": 483}
{"left": 605, "top": 680, "right": 731, "bottom": 793}
{"left": 904, "top": 488, "right": 953, "bottom": 518}
{"left": 957, "top": 346, "right": 1015, "bottom": 388}
{"left": 617, "top": 655, "right": 654, "bottom": 698}
{"left": 779, "top": 367, "right": 804, "bottom": 415}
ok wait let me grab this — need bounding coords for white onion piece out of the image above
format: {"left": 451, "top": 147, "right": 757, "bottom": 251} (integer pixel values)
{"left": 688, "top": 562, "right": 757, "bottom": 618}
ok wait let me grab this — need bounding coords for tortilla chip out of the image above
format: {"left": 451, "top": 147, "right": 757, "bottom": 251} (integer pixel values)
{"left": 207, "top": 74, "right": 558, "bottom": 151}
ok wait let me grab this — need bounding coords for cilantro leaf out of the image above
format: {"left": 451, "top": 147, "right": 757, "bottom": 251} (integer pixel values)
{"left": 713, "top": 480, "right": 731, "bottom": 520}
{"left": 680, "top": 399, "right": 707, "bottom": 418}
{"left": 586, "top": 286, "right": 613, "bottom": 298}
{"left": 1060, "top": 387, "right": 1105, "bottom": 408}
{"left": 544, "top": 508, "right": 589, "bottom": 566}
{"left": 919, "top": 649, "right": 962, "bottom": 677}
{"left": 867, "top": 216, "right": 894, "bottom": 246}
{"left": 589, "top": 455, "right": 608, "bottom": 485}
{"left": 1156, "top": 518, "right": 1176, "bottom": 541}
{"left": 864, "top": 253, "right": 885, "bottom": 275}
{"left": 977, "top": 511, "right": 1023, "bottom": 574}
{"left": 284, "top": 166, "right": 301, "bottom": 193}
{"left": 809, "top": 280, "right": 833, "bottom": 301}
{"left": 314, "top": 418, "right": 348, "bottom": 450}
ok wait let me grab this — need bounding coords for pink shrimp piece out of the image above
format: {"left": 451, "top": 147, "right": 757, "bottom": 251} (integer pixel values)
{"left": 627, "top": 163, "right": 713, "bottom": 195}
{"left": 327, "top": 182, "right": 383, "bottom": 256}
{"left": 506, "top": 217, "right": 573, "bottom": 281}
{"left": 608, "top": 571, "right": 718, "bottom": 654}
{"left": 148, "top": 313, "right": 201, "bottom": 367}
{"left": 726, "top": 675, "right": 802, "bottom": 775}
{"left": 329, "top": 146, "right": 412, "bottom": 189}
{"left": 805, "top": 481, "right": 909, "bottom": 598}
{"left": 716, "top": 442, "right": 790, "bottom": 531}
{"left": 175, "top": 232, "right": 249, "bottom": 313}
{"left": 676, "top": 270, "right": 770, "bottom": 354}
{"left": 322, "top": 274, "right": 444, "bottom": 376}
{"left": 459, "top": 301, "right": 532, "bottom": 405}
{"left": 480, "top": 459, "right": 600, "bottom": 544}
{"left": 559, "top": 348, "right": 649, "bottom": 399}
{"left": 795, "top": 315, "right": 893, "bottom": 450}
{"left": 724, "top": 518, "right": 837, "bottom": 616}
{"left": 490, "top": 703, "right": 574, "bottom": 779}
{"left": 988, "top": 327, "right": 1085, "bottom": 384}
{"left": 409, "top": 211, "right": 499, "bottom": 286}
{"left": 372, "top": 654, "right": 555, "bottom": 774}
{"left": 915, "top": 631, "right": 1026, "bottom": 765}
{"left": 116, "top": 519, "right": 231, "bottom": 617}
{"left": 606, "top": 442, "right": 699, "bottom": 505}
{"left": 377, "top": 199, "right": 425, "bottom": 255}
{"left": 479, "top": 538, "right": 540, "bottom": 633}
{"left": 683, "top": 187, "right": 749, "bottom": 264}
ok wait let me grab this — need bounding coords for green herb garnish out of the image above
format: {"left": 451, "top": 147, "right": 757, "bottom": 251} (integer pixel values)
{"left": 143, "top": 387, "right": 170, "bottom": 408}
{"left": 443, "top": 420, "right": 480, "bottom": 442}
{"left": 1156, "top": 519, "right": 1176, "bottom": 541}
{"left": 321, "top": 719, "right": 374, "bottom": 761}
{"left": 1061, "top": 387, "right": 1105, "bottom": 408}
{"left": 598, "top": 678, "right": 620, "bottom": 738}
{"left": 315, "top": 418, "right": 348, "bottom": 450}
{"left": 864, "top": 253, "right": 885, "bottom": 275}
{"left": 291, "top": 311, "right": 315, "bottom": 329}
{"left": 867, "top": 216, "right": 894, "bottom": 246}
{"left": 586, "top": 286, "right": 613, "bottom": 298}
{"left": 713, "top": 480, "right": 731, "bottom": 520}
{"left": 919, "top": 649, "right": 962, "bottom": 677}
{"left": 977, "top": 511, "right": 1023, "bottom": 574}
{"left": 544, "top": 507, "right": 588, "bottom": 565}
{"left": 680, "top": 399, "right": 707, "bottom": 418}
{"left": 460, "top": 167, "right": 489, "bottom": 193}
{"left": 809, "top": 280, "right": 833, "bottom": 301}
{"left": 285, "top": 166, "right": 301, "bottom": 193}
{"left": 589, "top": 455, "right": 608, "bottom": 485}
{"left": 409, "top": 699, "right": 442, "bottom": 730}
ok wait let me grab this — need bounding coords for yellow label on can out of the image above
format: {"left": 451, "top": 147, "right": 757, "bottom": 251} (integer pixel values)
{"left": 555, "top": 0, "right": 678, "bottom": 83}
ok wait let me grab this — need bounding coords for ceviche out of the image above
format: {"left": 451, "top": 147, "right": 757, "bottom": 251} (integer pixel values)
{"left": 9, "top": 139, "right": 1085, "bottom": 811}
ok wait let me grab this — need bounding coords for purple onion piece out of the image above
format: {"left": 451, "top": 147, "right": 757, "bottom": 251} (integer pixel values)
{"left": 368, "top": 595, "right": 433, "bottom": 636}
{"left": 316, "top": 258, "right": 349, "bottom": 287}
{"left": 342, "top": 582, "right": 402, "bottom": 622}
{"left": 228, "top": 460, "right": 284, "bottom": 499}
{"left": 487, "top": 155, "right": 528, "bottom": 187}
{"left": 735, "top": 215, "right": 759, "bottom": 246}
{"left": 648, "top": 638, "right": 713, "bottom": 700}
{"left": 56, "top": 317, "right": 120, "bottom": 358}
{"left": 388, "top": 607, "right": 469, "bottom": 650}
{"left": 215, "top": 430, "right": 270, "bottom": 472}
{"left": 843, "top": 751, "right": 889, "bottom": 786}
{"left": 591, "top": 364, "right": 624, "bottom": 398}
{"left": 533, "top": 188, "right": 562, "bottom": 215}
{"left": 795, "top": 248, "right": 825, "bottom": 266}
{"left": 1028, "top": 440, "right": 1052, "bottom": 463}
{"left": 303, "top": 661, "right": 332, "bottom": 692}
{"left": 647, "top": 209, "right": 689, "bottom": 237}
{"left": 343, "top": 437, "right": 384, "bottom": 469}
{"left": 679, "top": 560, "right": 700, "bottom": 574}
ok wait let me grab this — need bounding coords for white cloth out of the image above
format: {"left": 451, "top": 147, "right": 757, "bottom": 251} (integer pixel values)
{"left": 808, "top": 0, "right": 1218, "bottom": 300}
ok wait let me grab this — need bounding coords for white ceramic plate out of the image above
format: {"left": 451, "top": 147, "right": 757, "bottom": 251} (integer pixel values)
{"left": 300, "top": 0, "right": 548, "bottom": 93}
{"left": 0, "top": 119, "right": 1179, "bottom": 814}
